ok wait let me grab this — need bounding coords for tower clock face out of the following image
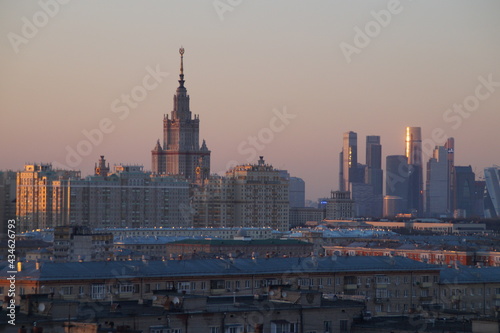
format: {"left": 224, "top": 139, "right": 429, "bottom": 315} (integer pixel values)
{"left": 196, "top": 166, "right": 201, "bottom": 175}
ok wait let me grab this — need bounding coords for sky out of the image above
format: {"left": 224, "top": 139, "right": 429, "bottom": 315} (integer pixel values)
{"left": 1, "top": 1, "right": 500, "bottom": 201}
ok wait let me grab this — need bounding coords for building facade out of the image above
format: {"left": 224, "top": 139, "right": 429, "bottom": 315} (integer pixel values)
{"left": 325, "top": 191, "right": 355, "bottom": 220}
{"left": 151, "top": 48, "right": 211, "bottom": 183}
{"left": 426, "top": 145, "right": 449, "bottom": 217}
{"left": 405, "top": 127, "right": 423, "bottom": 215}
{"left": 16, "top": 159, "right": 191, "bottom": 231}
{"left": 0, "top": 256, "right": 440, "bottom": 318}
{"left": 193, "top": 157, "right": 289, "bottom": 231}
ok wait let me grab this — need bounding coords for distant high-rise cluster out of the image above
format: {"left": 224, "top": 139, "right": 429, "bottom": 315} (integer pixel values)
{"left": 338, "top": 131, "right": 383, "bottom": 217}
{"left": 336, "top": 127, "right": 490, "bottom": 219}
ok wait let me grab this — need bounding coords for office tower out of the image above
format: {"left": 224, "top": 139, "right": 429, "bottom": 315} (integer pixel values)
{"left": 151, "top": 48, "right": 211, "bottom": 182}
{"left": 484, "top": 167, "right": 500, "bottom": 218}
{"left": 365, "top": 135, "right": 383, "bottom": 217}
{"left": 405, "top": 127, "right": 423, "bottom": 215}
{"left": 16, "top": 159, "right": 191, "bottom": 232}
{"left": 453, "top": 166, "right": 476, "bottom": 218}
{"left": 325, "top": 191, "right": 355, "bottom": 220}
{"left": 426, "top": 146, "right": 449, "bottom": 217}
{"left": 385, "top": 155, "right": 409, "bottom": 216}
{"left": 366, "top": 135, "right": 383, "bottom": 196}
{"left": 444, "top": 138, "right": 455, "bottom": 213}
{"left": 340, "top": 131, "right": 358, "bottom": 191}
{"left": 192, "top": 157, "right": 289, "bottom": 231}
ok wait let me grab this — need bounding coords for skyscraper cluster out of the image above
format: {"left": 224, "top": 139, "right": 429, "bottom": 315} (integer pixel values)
{"left": 338, "top": 132, "right": 383, "bottom": 217}
{"left": 337, "top": 127, "right": 489, "bottom": 219}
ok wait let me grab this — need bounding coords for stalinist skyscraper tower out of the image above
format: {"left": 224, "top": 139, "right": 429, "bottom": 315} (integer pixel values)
{"left": 152, "top": 48, "right": 211, "bottom": 182}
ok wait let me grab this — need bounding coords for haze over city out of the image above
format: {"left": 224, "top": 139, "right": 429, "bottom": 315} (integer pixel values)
{"left": 1, "top": 1, "right": 500, "bottom": 201}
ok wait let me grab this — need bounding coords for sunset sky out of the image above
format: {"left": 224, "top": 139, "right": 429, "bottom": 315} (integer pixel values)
{"left": 1, "top": 1, "right": 500, "bottom": 201}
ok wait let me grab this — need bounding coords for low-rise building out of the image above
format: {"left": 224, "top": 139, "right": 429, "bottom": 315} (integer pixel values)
{"left": 164, "top": 238, "right": 314, "bottom": 259}
{"left": 0, "top": 256, "right": 440, "bottom": 318}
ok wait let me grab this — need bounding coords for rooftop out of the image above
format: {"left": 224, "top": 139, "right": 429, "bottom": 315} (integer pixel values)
{"left": 1, "top": 256, "right": 440, "bottom": 281}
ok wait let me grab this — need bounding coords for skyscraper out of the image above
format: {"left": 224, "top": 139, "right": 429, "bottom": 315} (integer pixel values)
{"left": 151, "top": 48, "right": 211, "bottom": 182}
{"left": 405, "top": 127, "right": 423, "bottom": 215}
{"left": 454, "top": 166, "right": 477, "bottom": 218}
{"left": 426, "top": 146, "right": 449, "bottom": 217}
{"left": 366, "top": 135, "right": 383, "bottom": 196}
{"left": 340, "top": 131, "right": 358, "bottom": 191}
{"left": 444, "top": 138, "right": 455, "bottom": 213}
{"left": 484, "top": 167, "right": 500, "bottom": 218}
{"left": 366, "top": 135, "right": 383, "bottom": 217}
{"left": 385, "top": 155, "right": 409, "bottom": 216}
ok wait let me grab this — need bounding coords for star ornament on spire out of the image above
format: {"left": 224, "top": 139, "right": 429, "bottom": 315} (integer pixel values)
{"left": 178, "top": 46, "right": 185, "bottom": 88}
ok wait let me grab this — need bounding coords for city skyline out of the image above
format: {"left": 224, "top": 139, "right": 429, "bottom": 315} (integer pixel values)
{"left": 1, "top": 1, "right": 500, "bottom": 201}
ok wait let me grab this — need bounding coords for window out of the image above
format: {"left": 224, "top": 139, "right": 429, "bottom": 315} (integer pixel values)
{"left": 376, "top": 275, "right": 389, "bottom": 284}
{"left": 177, "top": 282, "right": 190, "bottom": 293}
{"left": 327, "top": 278, "right": 332, "bottom": 286}
{"left": 201, "top": 282, "right": 207, "bottom": 290}
{"left": 376, "top": 289, "right": 388, "bottom": 298}
{"left": 245, "top": 280, "right": 250, "bottom": 289}
{"left": 324, "top": 321, "right": 332, "bottom": 333}
{"left": 340, "top": 320, "right": 348, "bottom": 333}
{"left": 120, "top": 284, "right": 134, "bottom": 293}
{"left": 210, "top": 328, "right": 220, "bottom": 333}
{"left": 145, "top": 284, "right": 151, "bottom": 293}
{"left": 91, "top": 284, "right": 106, "bottom": 300}
{"left": 60, "top": 286, "right": 73, "bottom": 295}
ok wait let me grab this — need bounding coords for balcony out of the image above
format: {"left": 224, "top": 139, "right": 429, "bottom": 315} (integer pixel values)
{"left": 210, "top": 289, "right": 226, "bottom": 295}
{"left": 344, "top": 284, "right": 358, "bottom": 290}
{"left": 374, "top": 298, "right": 390, "bottom": 304}
{"left": 375, "top": 284, "right": 387, "bottom": 289}
{"left": 419, "top": 296, "right": 433, "bottom": 302}
{"left": 420, "top": 282, "right": 432, "bottom": 288}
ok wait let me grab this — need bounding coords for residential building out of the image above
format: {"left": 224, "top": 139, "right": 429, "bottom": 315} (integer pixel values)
{"left": 325, "top": 191, "right": 354, "bottom": 220}
{"left": 289, "top": 206, "right": 325, "bottom": 227}
{"left": 16, "top": 159, "right": 191, "bottom": 231}
{"left": 0, "top": 256, "right": 441, "bottom": 318}
{"left": 193, "top": 157, "right": 289, "bottom": 231}
{"left": 53, "top": 225, "right": 113, "bottom": 262}
{"left": 164, "top": 238, "right": 314, "bottom": 259}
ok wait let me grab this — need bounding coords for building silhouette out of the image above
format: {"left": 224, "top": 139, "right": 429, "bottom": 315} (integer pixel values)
{"left": 384, "top": 155, "right": 409, "bottom": 217}
{"left": 484, "top": 166, "right": 500, "bottom": 218}
{"left": 405, "top": 127, "right": 423, "bottom": 215}
{"left": 339, "top": 131, "right": 358, "bottom": 191}
{"left": 426, "top": 145, "right": 449, "bottom": 217}
{"left": 151, "top": 48, "right": 211, "bottom": 183}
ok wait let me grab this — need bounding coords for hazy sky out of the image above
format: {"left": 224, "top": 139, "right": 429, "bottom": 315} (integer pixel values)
{"left": 1, "top": 1, "right": 500, "bottom": 201}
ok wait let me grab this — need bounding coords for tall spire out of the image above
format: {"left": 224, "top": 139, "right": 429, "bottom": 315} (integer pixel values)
{"left": 178, "top": 47, "right": 185, "bottom": 89}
